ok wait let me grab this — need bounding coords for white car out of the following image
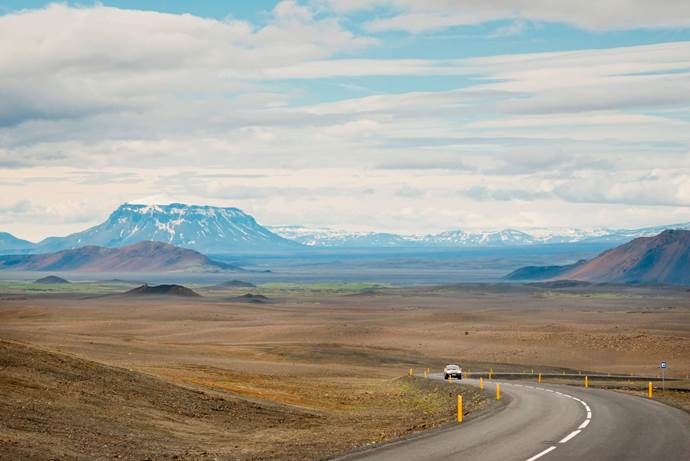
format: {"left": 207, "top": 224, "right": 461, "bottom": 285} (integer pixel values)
{"left": 444, "top": 364, "right": 462, "bottom": 380}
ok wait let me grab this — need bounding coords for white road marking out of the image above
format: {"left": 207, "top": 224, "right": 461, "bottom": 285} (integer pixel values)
{"left": 559, "top": 430, "right": 581, "bottom": 443}
{"left": 513, "top": 382, "right": 592, "bottom": 461}
{"left": 525, "top": 446, "right": 557, "bottom": 461}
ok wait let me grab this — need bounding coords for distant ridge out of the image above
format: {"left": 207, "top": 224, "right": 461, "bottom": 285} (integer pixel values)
{"left": 506, "top": 230, "right": 690, "bottom": 286}
{"left": 3, "top": 203, "right": 690, "bottom": 253}
{"left": 271, "top": 222, "right": 690, "bottom": 248}
{"left": 0, "top": 241, "right": 236, "bottom": 273}
{"left": 0, "top": 231, "right": 34, "bottom": 252}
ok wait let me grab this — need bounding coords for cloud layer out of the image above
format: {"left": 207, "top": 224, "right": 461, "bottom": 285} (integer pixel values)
{"left": 1, "top": 2, "right": 690, "bottom": 239}
{"left": 322, "top": 0, "right": 690, "bottom": 32}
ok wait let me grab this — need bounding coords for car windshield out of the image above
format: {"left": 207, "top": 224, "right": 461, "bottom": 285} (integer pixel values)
{"left": 446, "top": 365, "right": 460, "bottom": 370}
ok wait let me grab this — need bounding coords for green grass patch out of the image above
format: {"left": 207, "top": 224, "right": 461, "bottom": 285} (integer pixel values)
{"left": 256, "top": 282, "right": 388, "bottom": 293}
{"left": 0, "top": 280, "right": 138, "bottom": 295}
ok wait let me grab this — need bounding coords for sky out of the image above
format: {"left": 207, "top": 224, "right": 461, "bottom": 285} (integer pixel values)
{"left": 2, "top": 1, "right": 690, "bottom": 241}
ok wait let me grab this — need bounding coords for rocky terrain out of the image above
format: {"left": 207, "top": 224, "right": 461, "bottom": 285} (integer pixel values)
{"left": 0, "top": 338, "right": 486, "bottom": 461}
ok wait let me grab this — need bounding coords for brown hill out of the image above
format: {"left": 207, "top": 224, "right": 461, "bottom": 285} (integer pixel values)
{"left": 210, "top": 279, "right": 257, "bottom": 289}
{"left": 562, "top": 230, "right": 690, "bottom": 285}
{"left": 230, "top": 293, "right": 270, "bottom": 303}
{"left": 34, "top": 275, "right": 70, "bottom": 284}
{"left": 124, "top": 284, "right": 201, "bottom": 297}
{"left": 504, "top": 260, "right": 587, "bottom": 281}
{"left": 0, "top": 241, "right": 236, "bottom": 273}
{"left": 0, "top": 340, "right": 317, "bottom": 460}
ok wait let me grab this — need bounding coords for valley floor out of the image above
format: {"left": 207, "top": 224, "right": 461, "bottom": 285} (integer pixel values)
{"left": 1, "top": 281, "right": 689, "bottom": 459}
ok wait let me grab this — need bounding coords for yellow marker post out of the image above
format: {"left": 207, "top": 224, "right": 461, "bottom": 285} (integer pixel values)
{"left": 457, "top": 395, "right": 463, "bottom": 423}
{"left": 489, "top": 368, "right": 493, "bottom": 380}
{"left": 538, "top": 373, "right": 542, "bottom": 384}
{"left": 424, "top": 368, "right": 429, "bottom": 379}
{"left": 408, "top": 368, "right": 413, "bottom": 377}
{"left": 479, "top": 377, "right": 484, "bottom": 390}
{"left": 531, "top": 368, "right": 534, "bottom": 374}
{"left": 496, "top": 383, "right": 501, "bottom": 400}
{"left": 648, "top": 382, "right": 653, "bottom": 399}
{"left": 585, "top": 376, "right": 589, "bottom": 389}
{"left": 449, "top": 375, "right": 453, "bottom": 383}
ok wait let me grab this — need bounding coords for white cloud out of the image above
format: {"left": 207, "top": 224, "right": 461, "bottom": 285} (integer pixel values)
{"left": 320, "top": 0, "right": 690, "bottom": 32}
{"left": 1, "top": 4, "right": 690, "bottom": 238}
{"left": 0, "top": 3, "right": 374, "bottom": 127}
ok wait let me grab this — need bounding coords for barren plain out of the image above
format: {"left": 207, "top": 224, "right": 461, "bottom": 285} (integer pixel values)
{"left": 1, "top": 281, "right": 689, "bottom": 459}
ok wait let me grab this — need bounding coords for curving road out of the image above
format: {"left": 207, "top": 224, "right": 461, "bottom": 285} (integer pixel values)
{"left": 335, "top": 376, "right": 690, "bottom": 461}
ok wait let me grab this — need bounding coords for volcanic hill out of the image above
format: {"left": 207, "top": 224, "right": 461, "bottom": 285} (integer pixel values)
{"left": 0, "top": 241, "right": 236, "bottom": 273}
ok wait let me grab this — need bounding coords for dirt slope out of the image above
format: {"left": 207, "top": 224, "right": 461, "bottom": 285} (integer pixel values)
{"left": 0, "top": 340, "right": 320, "bottom": 460}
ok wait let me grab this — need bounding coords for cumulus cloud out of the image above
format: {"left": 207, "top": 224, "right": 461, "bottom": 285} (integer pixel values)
{"left": 0, "top": 3, "right": 374, "bottom": 127}
{"left": 1, "top": 3, "right": 690, "bottom": 237}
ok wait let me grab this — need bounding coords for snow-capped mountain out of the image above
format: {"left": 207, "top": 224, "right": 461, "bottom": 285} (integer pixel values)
{"left": 3, "top": 205, "right": 690, "bottom": 255}
{"left": 268, "top": 226, "right": 410, "bottom": 247}
{"left": 270, "top": 227, "right": 538, "bottom": 247}
{"left": 270, "top": 223, "right": 690, "bottom": 248}
{"left": 420, "top": 229, "right": 537, "bottom": 246}
{"left": 36, "top": 203, "right": 299, "bottom": 253}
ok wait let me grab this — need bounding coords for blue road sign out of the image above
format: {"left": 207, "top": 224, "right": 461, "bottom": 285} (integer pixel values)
{"left": 660, "top": 361, "right": 667, "bottom": 369}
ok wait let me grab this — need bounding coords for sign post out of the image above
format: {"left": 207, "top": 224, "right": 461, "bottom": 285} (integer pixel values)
{"left": 660, "top": 361, "right": 667, "bottom": 391}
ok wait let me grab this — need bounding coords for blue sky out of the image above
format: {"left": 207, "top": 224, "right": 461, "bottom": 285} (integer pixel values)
{"left": 1, "top": 1, "right": 690, "bottom": 239}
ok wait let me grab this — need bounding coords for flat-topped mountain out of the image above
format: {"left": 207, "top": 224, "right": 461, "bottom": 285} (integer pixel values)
{"left": 36, "top": 203, "right": 299, "bottom": 254}
{"left": 0, "top": 241, "right": 236, "bottom": 273}
{"left": 506, "top": 230, "right": 690, "bottom": 285}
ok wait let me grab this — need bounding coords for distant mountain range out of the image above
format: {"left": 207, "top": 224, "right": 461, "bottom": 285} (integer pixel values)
{"left": 506, "top": 230, "right": 690, "bottom": 285}
{"left": 1, "top": 203, "right": 689, "bottom": 254}
{"left": 0, "top": 241, "right": 235, "bottom": 272}
{"left": 269, "top": 222, "right": 690, "bottom": 248}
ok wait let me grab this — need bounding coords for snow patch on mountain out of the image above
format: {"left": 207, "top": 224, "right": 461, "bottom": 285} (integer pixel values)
{"left": 36, "top": 203, "right": 298, "bottom": 253}
{"left": 270, "top": 222, "right": 690, "bottom": 248}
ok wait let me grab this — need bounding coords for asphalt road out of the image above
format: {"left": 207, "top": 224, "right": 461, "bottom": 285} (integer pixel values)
{"left": 336, "top": 376, "right": 690, "bottom": 461}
